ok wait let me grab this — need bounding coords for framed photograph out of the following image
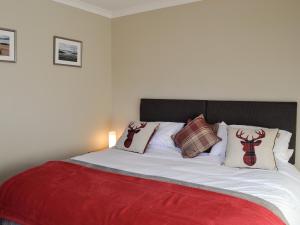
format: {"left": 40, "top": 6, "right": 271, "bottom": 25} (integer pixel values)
{"left": 0, "top": 28, "right": 16, "bottom": 63}
{"left": 53, "top": 36, "right": 82, "bottom": 67}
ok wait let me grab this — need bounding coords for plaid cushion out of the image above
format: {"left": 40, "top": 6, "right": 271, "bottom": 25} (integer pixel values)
{"left": 186, "top": 118, "right": 219, "bottom": 134}
{"left": 173, "top": 115, "right": 221, "bottom": 158}
{"left": 184, "top": 117, "right": 219, "bottom": 153}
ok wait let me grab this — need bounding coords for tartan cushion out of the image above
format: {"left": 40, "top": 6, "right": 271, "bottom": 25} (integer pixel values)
{"left": 184, "top": 118, "right": 219, "bottom": 153}
{"left": 186, "top": 118, "right": 219, "bottom": 134}
{"left": 173, "top": 115, "right": 221, "bottom": 158}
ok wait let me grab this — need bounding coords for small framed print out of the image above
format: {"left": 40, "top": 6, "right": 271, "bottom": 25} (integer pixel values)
{"left": 0, "top": 28, "right": 16, "bottom": 63}
{"left": 53, "top": 36, "right": 82, "bottom": 67}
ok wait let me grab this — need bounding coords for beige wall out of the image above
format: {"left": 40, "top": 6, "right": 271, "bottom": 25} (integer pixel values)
{"left": 0, "top": 0, "right": 111, "bottom": 182}
{"left": 112, "top": 0, "right": 300, "bottom": 168}
{"left": 1, "top": 0, "right": 300, "bottom": 182}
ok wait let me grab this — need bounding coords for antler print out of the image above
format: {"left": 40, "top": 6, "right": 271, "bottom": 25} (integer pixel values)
{"left": 236, "top": 129, "right": 249, "bottom": 141}
{"left": 252, "top": 129, "right": 265, "bottom": 141}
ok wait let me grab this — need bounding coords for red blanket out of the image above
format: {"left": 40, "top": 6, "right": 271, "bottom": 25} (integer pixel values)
{"left": 0, "top": 161, "right": 285, "bottom": 225}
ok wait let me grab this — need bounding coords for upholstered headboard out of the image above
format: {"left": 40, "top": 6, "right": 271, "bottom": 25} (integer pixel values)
{"left": 140, "top": 99, "right": 297, "bottom": 164}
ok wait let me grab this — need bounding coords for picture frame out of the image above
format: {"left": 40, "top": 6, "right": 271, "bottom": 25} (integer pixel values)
{"left": 0, "top": 28, "right": 16, "bottom": 63}
{"left": 53, "top": 36, "right": 82, "bottom": 67}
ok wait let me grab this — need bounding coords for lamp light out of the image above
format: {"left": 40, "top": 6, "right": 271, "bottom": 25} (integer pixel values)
{"left": 108, "top": 131, "right": 117, "bottom": 148}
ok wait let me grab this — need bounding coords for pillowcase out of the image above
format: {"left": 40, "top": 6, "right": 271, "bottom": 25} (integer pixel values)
{"left": 273, "top": 130, "right": 292, "bottom": 160}
{"left": 148, "top": 122, "right": 184, "bottom": 149}
{"left": 287, "top": 149, "right": 294, "bottom": 161}
{"left": 210, "top": 122, "right": 228, "bottom": 160}
{"left": 182, "top": 118, "right": 219, "bottom": 154}
{"left": 225, "top": 126, "right": 278, "bottom": 170}
{"left": 115, "top": 121, "right": 159, "bottom": 154}
{"left": 276, "top": 149, "right": 294, "bottom": 163}
{"left": 230, "top": 124, "right": 292, "bottom": 162}
{"left": 186, "top": 118, "right": 219, "bottom": 133}
{"left": 173, "top": 115, "right": 221, "bottom": 158}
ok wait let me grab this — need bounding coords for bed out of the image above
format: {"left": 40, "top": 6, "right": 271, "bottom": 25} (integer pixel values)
{"left": 0, "top": 99, "right": 298, "bottom": 225}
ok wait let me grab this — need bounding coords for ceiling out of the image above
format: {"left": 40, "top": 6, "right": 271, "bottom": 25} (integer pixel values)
{"left": 84, "top": 0, "right": 155, "bottom": 11}
{"left": 53, "top": 0, "right": 202, "bottom": 18}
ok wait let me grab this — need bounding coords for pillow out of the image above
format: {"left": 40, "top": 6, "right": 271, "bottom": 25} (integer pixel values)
{"left": 173, "top": 115, "right": 221, "bottom": 158}
{"left": 115, "top": 121, "right": 159, "bottom": 154}
{"left": 231, "top": 124, "right": 292, "bottom": 162}
{"left": 276, "top": 149, "right": 294, "bottom": 163}
{"left": 186, "top": 118, "right": 219, "bottom": 133}
{"left": 286, "top": 149, "right": 294, "bottom": 161}
{"left": 148, "top": 122, "right": 184, "bottom": 149}
{"left": 183, "top": 118, "right": 219, "bottom": 154}
{"left": 225, "top": 127, "right": 278, "bottom": 170}
{"left": 210, "top": 122, "right": 228, "bottom": 159}
{"left": 273, "top": 130, "right": 292, "bottom": 160}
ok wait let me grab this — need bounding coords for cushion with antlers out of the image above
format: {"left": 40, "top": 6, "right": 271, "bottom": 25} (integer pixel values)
{"left": 115, "top": 121, "right": 159, "bottom": 154}
{"left": 225, "top": 127, "right": 278, "bottom": 170}
{"left": 173, "top": 114, "right": 221, "bottom": 158}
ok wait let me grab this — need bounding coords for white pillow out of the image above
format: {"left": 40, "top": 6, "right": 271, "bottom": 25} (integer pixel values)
{"left": 230, "top": 124, "right": 292, "bottom": 162}
{"left": 273, "top": 130, "right": 292, "bottom": 160}
{"left": 210, "top": 122, "right": 228, "bottom": 160}
{"left": 148, "top": 122, "right": 184, "bottom": 149}
{"left": 276, "top": 149, "right": 294, "bottom": 163}
{"left": 287, "top": 149, "right": 294, "bottom": 160}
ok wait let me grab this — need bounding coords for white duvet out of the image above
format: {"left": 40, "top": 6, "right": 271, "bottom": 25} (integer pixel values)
{"left": 73, "top": 147, "right": 300, "bottom": 225}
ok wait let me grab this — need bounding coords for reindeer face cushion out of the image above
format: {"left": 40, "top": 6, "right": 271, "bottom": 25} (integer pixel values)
{"left": 225, "top": 127, "right": 278, "bottom": 170}
{"left": 115, "top": 121, "right": 159, "bottom": 154}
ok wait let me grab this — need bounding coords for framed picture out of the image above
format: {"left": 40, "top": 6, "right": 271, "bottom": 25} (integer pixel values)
{"left": 53, "top": 36, "right": 82, "bottom": 67}
{"left": 0, "top": 28, "right": 16, "bottom": 63}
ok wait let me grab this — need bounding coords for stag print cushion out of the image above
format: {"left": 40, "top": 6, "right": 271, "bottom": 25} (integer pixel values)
{"left": 230, "top": 124, "right": 292, "bottom": 163}
{"left": 115, "top": 121, "right": 159, "bottom": 154}
{"left": 173, "top": 114, "right": 221, "bottom": 158}
{"left": 225, "top": 127, "right": 278, "bottom": 170}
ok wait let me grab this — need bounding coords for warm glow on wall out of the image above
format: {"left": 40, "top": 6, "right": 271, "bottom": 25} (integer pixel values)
{"left": 90, "top": 131, "right": 107, "bottom": 150}
{"left": 108, "top": 131, "right": 117, "bottom": 148}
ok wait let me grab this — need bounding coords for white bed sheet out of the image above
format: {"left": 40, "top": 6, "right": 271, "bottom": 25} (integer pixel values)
{"left": 72, "top": 147, "right": 300, "bottom": 225}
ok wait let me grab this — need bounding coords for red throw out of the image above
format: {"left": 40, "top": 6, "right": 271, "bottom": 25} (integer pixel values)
{"left": 0, "top": 161, "right": 285, "bottom": 225}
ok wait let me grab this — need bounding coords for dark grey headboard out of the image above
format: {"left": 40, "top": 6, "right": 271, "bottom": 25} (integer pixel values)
{"left": 140, "top": 99, "right": 297, "bottom": 164}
